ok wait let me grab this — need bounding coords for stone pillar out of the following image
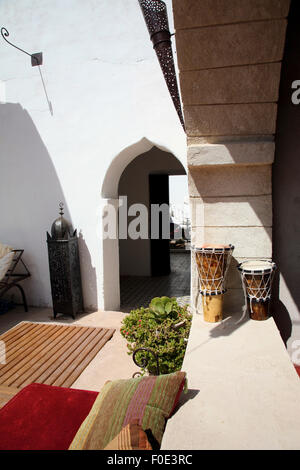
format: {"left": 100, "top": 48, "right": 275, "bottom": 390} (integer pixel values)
{"left": 172, "top": 0, "right": 291, "bottom": 314}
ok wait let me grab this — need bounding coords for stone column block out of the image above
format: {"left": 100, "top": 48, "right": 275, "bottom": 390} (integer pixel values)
{"left": 191, "top": 226, "right": 272, "bottom": 258}
{"left": 184, "top": 103, "right": 277, "bottom": 137}
{"left": 190, "top": 195, "right": 272, "bottom": 227}
{"left": 173, "top": 0, "right": 291, "bottom": 30}
{"left": 175, "top": 20, "right": 287, "bottom": 71}
{"left": 180, "top": 63, "right": 282, "bottom": 106}
{"left": 188, "top": 141, "right": 275, "bottom": 167}
{"left": 189, "top": 165, "right": 272, "bottom": 197}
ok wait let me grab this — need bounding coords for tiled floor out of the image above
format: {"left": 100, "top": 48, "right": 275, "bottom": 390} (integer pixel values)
{"left": 120, "top": 251, "right": 191, "bottom": 312}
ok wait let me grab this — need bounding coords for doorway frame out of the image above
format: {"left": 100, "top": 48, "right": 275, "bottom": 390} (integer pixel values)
{"left": 101, "top": 138, "right": 187, "bottom": 310}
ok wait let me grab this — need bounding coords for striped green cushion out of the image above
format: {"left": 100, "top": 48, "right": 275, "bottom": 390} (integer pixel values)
{"left": 69, "top": 371, "right": 186, "bottom": 450}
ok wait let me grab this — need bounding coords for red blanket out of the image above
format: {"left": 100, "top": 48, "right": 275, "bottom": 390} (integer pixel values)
{"left": 0, "top": 383, "right": 98, "bottom": 450}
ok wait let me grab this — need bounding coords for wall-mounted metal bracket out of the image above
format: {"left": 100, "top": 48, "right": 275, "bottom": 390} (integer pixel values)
{"left": 1, "top": 27, "right": 43, "bottom": 67}
{"left": 1, "top": 27, "right": 53, "bottom": 115}
{"left": 31, "top": 52, "right": 43, "bottom": 67}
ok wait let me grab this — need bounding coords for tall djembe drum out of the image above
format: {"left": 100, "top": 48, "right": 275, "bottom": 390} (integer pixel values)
{"left": 192, "top": 244, "right": 234, "bottom": 322}
{"left": 237, "top": 260, "right": 276, "bottom": 321}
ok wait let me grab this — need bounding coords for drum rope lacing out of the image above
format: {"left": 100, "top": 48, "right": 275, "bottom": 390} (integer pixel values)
{"left": 238, "top": 261, "right": 276, "bottom": 315}
{"left": 192, "top": 245, "right": 234, "bottom": 296}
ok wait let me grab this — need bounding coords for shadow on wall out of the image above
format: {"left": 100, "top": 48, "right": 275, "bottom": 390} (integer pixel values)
{"left": 0, "top": 102, "right": 97, "bottom": 310}
{"left": 78, "top": 231, "right": 98, "bottom": 312}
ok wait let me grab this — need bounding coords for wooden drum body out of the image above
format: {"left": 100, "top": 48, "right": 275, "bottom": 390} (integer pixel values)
{"left": 237, "top": 260, "right": 276, "bottom": 321}
{"left": 193, "top": 244, "right": 234, "bottom": 323}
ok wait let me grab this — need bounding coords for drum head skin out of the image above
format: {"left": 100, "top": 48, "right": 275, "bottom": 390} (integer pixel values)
{"left": 238, "top": 260, "right": 276, "bottom": 274}
{"left": 201, "top": 244, "right": 230, "bottom": 249}
{"left": 192, "top": 244, "right": 234, "bottom": 252}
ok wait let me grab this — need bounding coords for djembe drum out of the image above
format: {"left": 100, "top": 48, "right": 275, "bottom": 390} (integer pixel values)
{"left": 193, "top": 244, "right": 234, "bottom": 323}
{"left": 237, "top": 260, "right": 276, "bottom": 321}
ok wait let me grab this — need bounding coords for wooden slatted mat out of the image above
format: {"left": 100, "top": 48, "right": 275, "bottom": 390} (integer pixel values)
{"left": 0, "top": 321, "right": 115, "bottom": 389}
{"left": 0, "top": 385, "right": 19, "bottom": 409}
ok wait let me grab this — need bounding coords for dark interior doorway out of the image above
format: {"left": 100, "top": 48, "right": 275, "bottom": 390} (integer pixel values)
{"left": 149, "top": 174, "right": 170, "bottom": 276}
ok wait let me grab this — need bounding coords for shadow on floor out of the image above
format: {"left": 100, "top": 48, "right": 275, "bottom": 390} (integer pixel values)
{"left": 171, "top": 388, "right": 200, "bottom": 418}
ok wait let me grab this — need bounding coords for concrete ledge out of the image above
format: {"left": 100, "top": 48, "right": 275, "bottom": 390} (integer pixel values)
{"left": 161, "top": 312, "right": 300, "bottom": 449}
{"left": 173, "top": 0, "right": 291, "bottom": 30}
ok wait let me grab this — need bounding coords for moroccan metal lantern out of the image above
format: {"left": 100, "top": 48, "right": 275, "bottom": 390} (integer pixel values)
{"left": 47, "top": 203, "right": 83, "bottom": 319}
{"left": 138, "top": 0, "right": 185, "bottom": 129}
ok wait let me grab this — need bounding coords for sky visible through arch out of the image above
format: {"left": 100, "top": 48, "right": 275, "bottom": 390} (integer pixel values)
{"left": 169, "top": 175, "right": 190, "bottom": 225}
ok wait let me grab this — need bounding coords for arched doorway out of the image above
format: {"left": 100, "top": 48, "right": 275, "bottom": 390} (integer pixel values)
{"left": 101, "top": 138, "right": 190, "bottom": 311}
{"left": 118, "top": 146, "right": 190, "bottom": 311}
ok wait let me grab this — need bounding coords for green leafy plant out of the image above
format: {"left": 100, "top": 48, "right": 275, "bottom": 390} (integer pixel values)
{"left": 148, "top": 296, "right": 179, "bottom": 322}
{"left": 120, "top": 296, "right": 192, "bottom": 375}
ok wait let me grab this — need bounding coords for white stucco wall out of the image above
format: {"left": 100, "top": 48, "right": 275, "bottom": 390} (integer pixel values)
{"left": 0, "top": 0, "right": 187, "bottom": 311}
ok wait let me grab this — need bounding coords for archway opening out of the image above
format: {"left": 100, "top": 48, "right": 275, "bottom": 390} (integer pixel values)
{"left": 118, "top": 146, "right": 190, "bottom": 311}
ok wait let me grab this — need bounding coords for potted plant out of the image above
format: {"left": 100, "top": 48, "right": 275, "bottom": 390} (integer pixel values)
{"left": 120, "top": 296, "right": 192, "bottom": 375}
